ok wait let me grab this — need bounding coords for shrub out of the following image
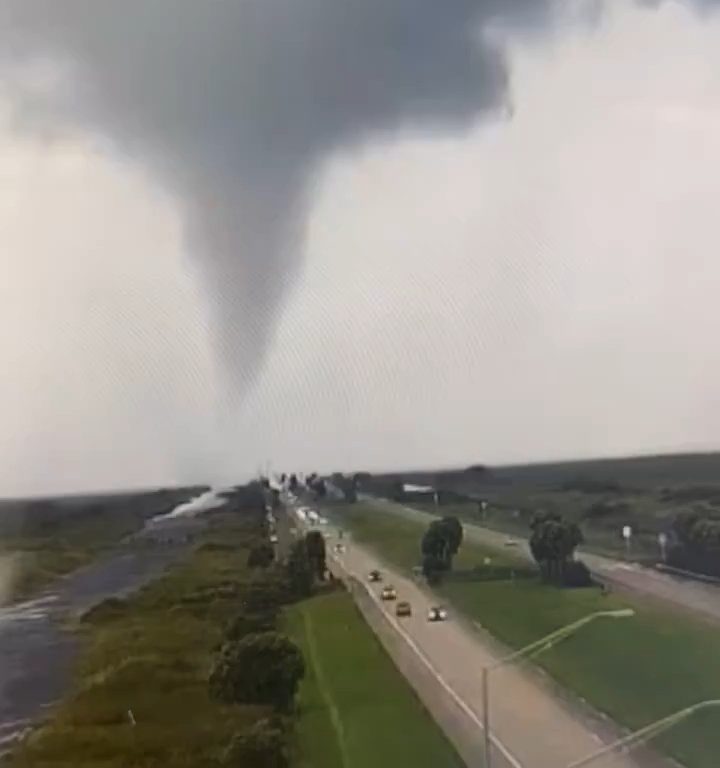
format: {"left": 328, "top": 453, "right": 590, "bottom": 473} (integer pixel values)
{"left": 225, "top": 611, "right": 276, "bottom": 641}
{"left": 248, "top": 543, "right": 275, "bottom": 569}
{"left": 562, "top": 560, "right": 593, "bottom": 588}
{"left": 222, "top": 718, "right": 289, "bottom": 768}
{"left": 209, "top": 632, "right": 304, "bottom": 711}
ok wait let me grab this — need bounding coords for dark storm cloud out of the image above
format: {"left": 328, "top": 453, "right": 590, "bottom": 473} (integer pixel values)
{"left": 0, "top": 0, "right": 552, "bottom": 389}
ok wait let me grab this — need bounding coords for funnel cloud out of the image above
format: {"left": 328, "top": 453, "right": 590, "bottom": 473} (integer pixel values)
{"left": 0, "top": 0, "right": 553, "bottom": 389}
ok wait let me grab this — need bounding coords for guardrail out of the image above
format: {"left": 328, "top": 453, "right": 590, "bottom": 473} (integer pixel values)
{"left": 654, "top": 562, "right": 720, "bottom": 585}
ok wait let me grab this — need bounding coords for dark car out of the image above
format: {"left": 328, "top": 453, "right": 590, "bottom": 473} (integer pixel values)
{"left": 396, "top": 601, "right": 412, "bottom": 617}
{"left": 368, "top": 569, "right": 382, "bottom": 582}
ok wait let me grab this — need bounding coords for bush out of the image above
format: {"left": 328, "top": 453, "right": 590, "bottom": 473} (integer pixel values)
{"left": 222, "top": 718, "right": 289, "bottom": 768}
{"left": 248, "top": 543, "right": 275, "bottom": 569}
{"left": 225, "top": 611, "right": 276, "bottom": 641}
{"left": 209, "top": 632, "right": 305, "bottom": 711}
{"left": 562, "top": 560, "right": 593, "bottom": 588}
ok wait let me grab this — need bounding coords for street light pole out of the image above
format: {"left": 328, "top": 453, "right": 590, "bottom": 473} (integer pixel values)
{"left": 566, "top": 699, "right": 720, "bottom": 767}
{"left": 481, "top": 609, "right": 634, "bottom": 768}
{"left": 482, "top": 666, "right": 491, "bottom": 767}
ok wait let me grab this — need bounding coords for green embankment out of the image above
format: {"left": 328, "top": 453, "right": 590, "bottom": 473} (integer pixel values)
{"left": 285, "top": 589, "right": 463, "bottom": 768}
{"left": 2, "top": 488, "right": 201, "bottom": 601}
{"left": 9, "top": 516, "right": 259, "bottom": 768}
{"left": 10, "top": 508, "right": 463, "bottom": 768}
{"left": 328, "top": 502, "right": 720, "bottom": 768}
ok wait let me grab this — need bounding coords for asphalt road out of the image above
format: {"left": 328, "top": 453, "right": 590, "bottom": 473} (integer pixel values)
{"left": 287, "top": 499, "right": 646, "bottom": 768}
{"left": 375, "top": 498, "right": 720, "bottom": 625}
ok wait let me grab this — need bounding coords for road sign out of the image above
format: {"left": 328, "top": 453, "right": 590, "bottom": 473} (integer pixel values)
{"left": 622, "top": 525, "right": 632, "bottom": 556}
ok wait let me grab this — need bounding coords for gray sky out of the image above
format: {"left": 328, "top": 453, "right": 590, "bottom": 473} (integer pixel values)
{"left": 2, "top": 0, "right": 720, "bottom": 495}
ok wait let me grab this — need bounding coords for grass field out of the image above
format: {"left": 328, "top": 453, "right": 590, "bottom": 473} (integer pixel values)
{"left": 328, "top": 501, "right": 720, "bottom": 768}
{"left": 285, "top": 589, "right": 463, "bottom": 768}
{"left": 0, "top": 488, "right": 201, "bottom": 601}
{"left": 8, "top": 512, "right": 266, "bottom": 768}
{"left": 368, "top": 453, "right": 720, "bottom": 564}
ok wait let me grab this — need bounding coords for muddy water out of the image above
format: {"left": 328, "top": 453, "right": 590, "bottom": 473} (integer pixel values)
{"left": 0, "top": 493, "right": 220, "bottom": 752}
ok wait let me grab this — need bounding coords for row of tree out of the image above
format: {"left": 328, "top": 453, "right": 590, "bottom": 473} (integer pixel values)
{"left": 667, "top": 510, "right": 720, "bottom": 577}
{"left": 207, "top": 490, "right": 334, "bottom": 768}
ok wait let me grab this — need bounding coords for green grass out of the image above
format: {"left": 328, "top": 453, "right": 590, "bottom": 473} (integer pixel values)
{"left": 285, "top": 589, "right": 463, "bottom": 768}
{"left": 2, "top": 489, "right": 200, "bottom": 601}
{"left": 9, "top": 514, "right": 266, "bottom": 768}
{"left": 329, "top": 502, "right": 720, "bottom": 768}
{"left": 411, "top": 499, "right": 663, "bottom": 563}
{"left": 328, "top": 503, "right": 527, "bottom": 573}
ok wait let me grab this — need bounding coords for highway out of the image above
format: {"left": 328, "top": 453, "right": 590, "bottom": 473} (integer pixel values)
{"left": 372, "top": 497, "right": 720, "bottom": 625}
{"left": 286, "top": 497, "right": 652, "bottom": 768}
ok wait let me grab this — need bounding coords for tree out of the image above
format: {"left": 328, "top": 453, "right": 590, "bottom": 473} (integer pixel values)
{"left": 422, "top": 518, "right": 463, "bottom": 564}
{"left": 248, "top": 543, "right": 275, "bottom": 569}
{"left": 285, "top": 540, "right": 313, "bottom": 597}
{"left": 244, "top": 573, "right": 287, "bottom": 615}
{"left": 312, "top": 479, "right": 327, "bottom": 499}
{"left": 440, "top": 516, "right": 463, "bottom": 556}
{"left": 305, "top": 531, "right": 327, "bottom": 580}
{"left": 222, "top": 718, "right": 289, "bottom": 768}
{"left": 353, "top": 472, "right": 371, "bottom": 489}
{"left": 225, "top": 611, "right": 276, "bottom": 642}
{"left": 209, "top": 632, "right": 305, "bottom": 712}
{"left": 420, "top": 517, "right": 464, "bottom": 582}
{"left": 390, "top": 480, "right": 405, "bottom": 501}
{"left": 288, "top": 474, "right": 298, "bottom": 492}
{"left": 529, "top": 515, "right": 583, "bottom": 583}
{"left": 421, "top": 553, "right": 446, "bottom": 585}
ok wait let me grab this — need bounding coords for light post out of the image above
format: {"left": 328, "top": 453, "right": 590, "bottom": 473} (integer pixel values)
{"left": 566, "top": 699, "right": 720, "bottom": 767}
{"left": 482, "top": 609, "right": 634, "bottom": 768}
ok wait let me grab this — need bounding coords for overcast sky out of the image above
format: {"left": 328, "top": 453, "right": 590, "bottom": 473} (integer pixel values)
{"left": 2, "top": 0, "right": 720, "bottom": 496}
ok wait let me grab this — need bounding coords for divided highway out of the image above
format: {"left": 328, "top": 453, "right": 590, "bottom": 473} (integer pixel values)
{"left": 372, "top": 497, "right": 720, "bottom": 625}
{"left": 285, "top": 495, "right": 648, "bottom": 768}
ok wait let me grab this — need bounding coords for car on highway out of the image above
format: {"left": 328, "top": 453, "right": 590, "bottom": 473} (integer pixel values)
{"left": 380, "top": 585, "right": 397, "bottom": 600}
{"left": 333, "top": 543, "right": 346, "bottom": 554}
{"left": 504, "top": 538, "right": 519, "bottom": 547}
{"left": 396, "top": 601, "right": 412, "bottom": 617}
{"left": 427, "top": 606, "right": 448, "bottom": 622}
{"left": 368, "top": 569, "right": 382, "bottom": 582}
{"left": 269, "top": 534, "right": 278, "bottom": 544}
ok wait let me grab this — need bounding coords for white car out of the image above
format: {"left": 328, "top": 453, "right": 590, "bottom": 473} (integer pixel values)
{"left": 428, "top": 606, "right": 448, "bottom": 622}
{"left": 270, "top": 534, "right": 278, "bottom": 544}
{"left": 318, "top": 517, "right": 328, "bottom": 525}
{"left": 504, "top": 538, "right": 519, "bottom": 547}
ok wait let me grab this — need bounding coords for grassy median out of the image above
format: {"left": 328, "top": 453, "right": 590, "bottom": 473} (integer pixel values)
{"left": 328, "top": 502, "right": 720, "bottom": 768}
{"left": 285, "top": 589, "right": 463, "bottom": 768}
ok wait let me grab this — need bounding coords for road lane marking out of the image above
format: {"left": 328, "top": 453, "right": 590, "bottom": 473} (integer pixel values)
{"left": 328, "top": 548, "right": 524, "bottom": 768}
